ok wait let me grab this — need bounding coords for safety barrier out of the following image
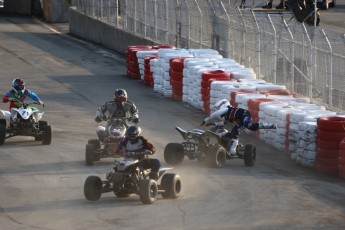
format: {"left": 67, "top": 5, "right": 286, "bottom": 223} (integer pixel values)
{"left": 127, "top": 46, "right": 345, "bottom": 178}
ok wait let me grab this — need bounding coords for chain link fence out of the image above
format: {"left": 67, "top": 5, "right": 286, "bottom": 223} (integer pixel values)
{"left": 74, "top": 0, "right": 345, "bottom": 113}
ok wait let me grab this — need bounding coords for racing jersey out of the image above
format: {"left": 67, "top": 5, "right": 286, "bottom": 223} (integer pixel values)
{"left": 2, "top": 89, "right": 41, "bottom": 111}
{"left": 119, "top": 136, "right": 156, "bottom": 153}
{"left": 96, "top": 100, "right": 139, "bottom": 120}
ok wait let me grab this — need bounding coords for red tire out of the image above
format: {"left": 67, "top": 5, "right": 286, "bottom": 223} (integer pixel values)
{"left": 317, "top": 139, "right": 341, "bottom": 150}
{"left": 201, "top": 70, "right": 230, "bottom": 81}
{"left": 170, "top": 58, "right": 185, "bottom": 72}
{"left": 317, "top": 116, "right": 345, "bottom": 132}
{"left": 259, "top": 89, "right": 292, "bottom": 96}
{"left": 170, "top": 69, "right": 183, "bottom": 81}
{"left": 316, "top": 148, "right": 339, "bottom": 158}
{"left": 339, "top": 156, "right": 345, "bottom": 164}
{"left": 316, "top": 129, "right": 345, "bottom": 142}
{"left": 316, "top": 157, "right": 338, "bottom": 166}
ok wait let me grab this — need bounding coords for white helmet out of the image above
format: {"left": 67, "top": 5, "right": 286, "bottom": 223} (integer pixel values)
{"left": 212, "top": 99, "right": 230, "bottom": 112}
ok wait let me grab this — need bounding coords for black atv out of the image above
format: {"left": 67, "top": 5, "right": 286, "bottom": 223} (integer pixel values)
{"left": 164, "top": 122, "right": 256, "bottom": 168}
{"left": 84, "top": 150, "right": 182, "bottom": 204}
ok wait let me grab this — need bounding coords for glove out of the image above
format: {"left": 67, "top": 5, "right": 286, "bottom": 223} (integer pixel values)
{"left": 95, "top": 116, "right": 102, "bottom": 123}
{"left": 132, "top": 117, "right": 139, "bottom": 123}
{"left": 200, "top": 120, "right": 206, "bottom": 126}
{"left": 39, "top": 101, "right": 45, "bottom": 107}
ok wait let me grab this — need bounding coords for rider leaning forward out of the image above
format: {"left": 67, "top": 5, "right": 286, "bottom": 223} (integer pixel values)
{"left": 2, "top": 78, "right": 45, "bottom": 126}
{"left": 118, "top": 125, "right": 161, "bottom": 180}
{"left": 94, "top": 89, "right": 139, "bottom": 142}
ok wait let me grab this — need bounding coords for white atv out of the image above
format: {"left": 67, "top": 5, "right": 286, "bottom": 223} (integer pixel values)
{"left": 0, "top": 101, "right": 52, "bottom": 145}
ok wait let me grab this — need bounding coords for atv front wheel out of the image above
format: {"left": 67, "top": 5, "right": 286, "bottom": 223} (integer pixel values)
{"left": 205, "top": 144, "right": 227, "bottom": 168}
{"left": 84, "top": 176, "right": 102, "bottom": 201}
{"left": 139, "top": 179, "right": 158, "bottom": 204}
{"left": 161, "top": 173, "right": 181, "bottom": 199}
{"left": 88, "top": 139, "right": 101, "bottom": 161}
{"left": 244, "top": 144, "right": 256, "bottom": 167}
{"left": 0, "top": 124, "right": 6, "bottom": 145}
{"left": 164, "top": 143, "right": 184, "bottom": 165}
{"left": 85, "top": 144, "right": 95, "bottom": 166}
{"left": 42, "top": 125, "right": 52, "bottom": 145}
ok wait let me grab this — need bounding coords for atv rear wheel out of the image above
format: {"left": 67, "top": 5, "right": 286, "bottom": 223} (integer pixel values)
{"left": 84, "top": 176, "right": 102, "bottom": 201}
{"left": 139, "top": 179, "right": 158, "bottom": 204}
{"left": 164, "top": 143, "right": 184, "bottom": 165}
{"left": 0, "top": 124, "right": 6, "bottom": 145}
{"left": 85, "top": 144, "right": 95, "bottom": 166}
{"left": 42, "top": 125, "right": 52, "bottom": 145}
{"left": 244, "top": 144, "right": 256, "bottom": 167}
{"left": 161, "top": 173, "right": 181, "bottom": 199}
{"left": 205, "top": 144, "right": 227, "bottom": 168}
{"left": 88, "top": 139, "right": 101, "bottom": 161}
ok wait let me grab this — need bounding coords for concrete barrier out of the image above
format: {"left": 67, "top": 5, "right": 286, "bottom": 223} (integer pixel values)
{"left": 68, "top": 7, "right": 156, "bottom": 55}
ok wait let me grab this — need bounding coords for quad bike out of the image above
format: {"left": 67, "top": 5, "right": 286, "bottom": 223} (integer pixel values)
{"left": 84, "top": 150, "right": 182, "bottom": 204}
{"left": 85, "top": 117, "right": 137, "bottom": 166}
{"left": 164, "top": 122, "right": 256, "bottom": 168}
{"left": 0, "top": 101, "right": 52, "bottom": 145}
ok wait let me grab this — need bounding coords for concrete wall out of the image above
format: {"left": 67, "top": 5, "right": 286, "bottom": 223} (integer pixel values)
{"left": 43, "top": 0, "right": 69, "bottom": 23}
{"left": 0, "top": 0, "right": 32, "bottom": 15}
{"left": 69, "top": 8, "right": 156, "bottom": 55}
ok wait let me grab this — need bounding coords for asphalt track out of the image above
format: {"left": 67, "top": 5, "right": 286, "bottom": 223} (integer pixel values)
{"left": 0, "top": 15, "right": 344, "bottom": 230}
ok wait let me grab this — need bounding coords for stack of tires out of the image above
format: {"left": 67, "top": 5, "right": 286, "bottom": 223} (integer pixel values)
{"left": 316, "top": 116, "right": 345, "bottom": 175}
{"left": 201, "top": 70, "right": 231, "bottom": 114}
{"left": 169, "top": 58, "right": 185, "bottom": 101}
{"left": 143, "top": 55, "right": 158, "bottom": 87}
{"left": 126, "top": 46, "right": 152, "bottom": 79}
{"left": 339, "top": 138, "right": 345, "bottom": 178}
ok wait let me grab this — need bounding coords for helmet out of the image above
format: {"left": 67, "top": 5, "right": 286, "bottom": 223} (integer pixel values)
{"left": 125, "top": 125, "right": 141, "bottom": 141}
{"left": 212, "top": 99, "right": 230, "bottom": 111}
{"left": 114, "top": 89, "right": 127, "bottom": 103}
{"left": 13, "top": 78, "right": 25, "bottom": 94}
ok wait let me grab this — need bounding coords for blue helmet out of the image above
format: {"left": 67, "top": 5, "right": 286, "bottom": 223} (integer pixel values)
{"left": 13, "top": 78, "right": 25, "bottom": 94}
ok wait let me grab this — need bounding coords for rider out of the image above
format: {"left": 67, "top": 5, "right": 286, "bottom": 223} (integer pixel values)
{"left": 201, "top": 99, "right": 277, "bottom": 156}
{"left": 118, "top": 125, "right": 161, "bottom": 180}
{"left": 2, "top": 78, "right": 45, "bottom": 126}
{"left": 95, "top": 89, "right": 139, "bottom": 142}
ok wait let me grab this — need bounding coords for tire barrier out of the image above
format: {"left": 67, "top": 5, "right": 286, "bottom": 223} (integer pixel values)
{"left": 170, "top": 58, "right": 185, "bottom": 101}
{"left": 126, "top": 46, "right": 153, "bottom": 79}
{"left": 339, "top": 138, "right": 345, "bottom": 178}
{"left": 316, "top": 117, "right": 345, "bottom": 175}
{"left": 126, "top": 46, "right": 345, "bottom": 178}
{"left": 143, "top": 55, "right": 158, "bottom": 87}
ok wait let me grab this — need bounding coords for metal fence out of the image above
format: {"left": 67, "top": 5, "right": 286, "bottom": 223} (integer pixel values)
{"left": 74, "top": 0, "right": 345, "bottom": 113}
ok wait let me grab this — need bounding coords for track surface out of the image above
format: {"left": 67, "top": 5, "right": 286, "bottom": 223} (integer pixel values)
{"left": 0, "top": 15, "right": 344, "bottom": 230}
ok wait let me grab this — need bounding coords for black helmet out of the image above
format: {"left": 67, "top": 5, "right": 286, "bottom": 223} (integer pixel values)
{"left": 13, "top": 78, "right": 25, "bottom": 94}
{"left": 114, "top": 89, "right": 127, "bottom": 103}
{"left": 125, "top": 125, "right": 141, "bottom": 140}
